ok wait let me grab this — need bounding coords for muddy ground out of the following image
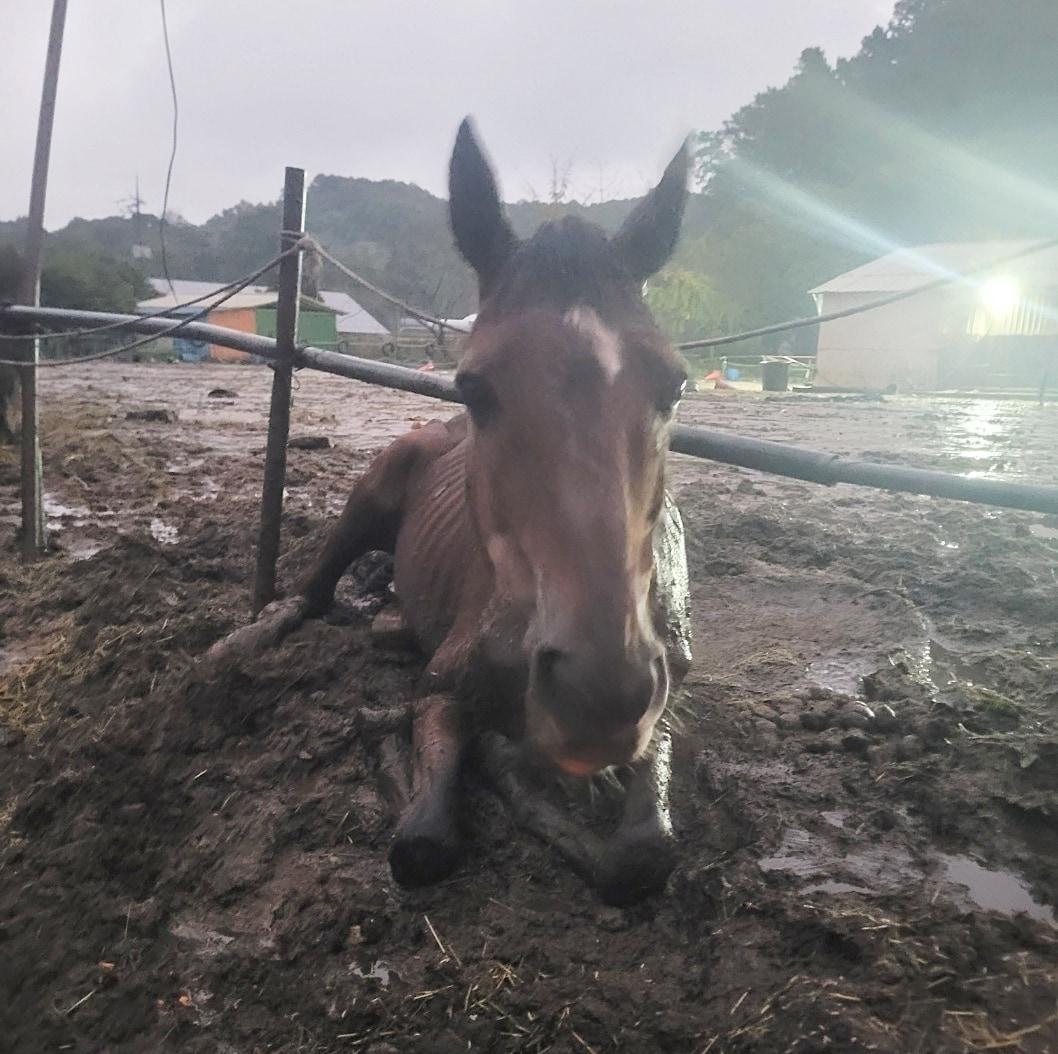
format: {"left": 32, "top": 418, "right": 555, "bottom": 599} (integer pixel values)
{"left": 1, "top": 362, "right": 1057, "bottom": 1053}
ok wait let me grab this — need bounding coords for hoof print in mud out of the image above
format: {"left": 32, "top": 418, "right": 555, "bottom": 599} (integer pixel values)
{"left": 388, "top": 832, "right": 462, "bottom": 888}
{"left": 594, "top": 834, "right": 678, "bottom": 907}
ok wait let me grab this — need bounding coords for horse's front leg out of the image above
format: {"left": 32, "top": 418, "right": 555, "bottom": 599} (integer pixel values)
{"left": 388, "top": 692, "right": 466, "bottom": 886}
{"left": 594, "top": 731, "right": 677, "bottom": 905}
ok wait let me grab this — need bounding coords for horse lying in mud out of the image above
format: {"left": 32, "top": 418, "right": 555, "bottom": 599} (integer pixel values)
{"left": 211, "top": 120, "right": 693, "bottom": 904}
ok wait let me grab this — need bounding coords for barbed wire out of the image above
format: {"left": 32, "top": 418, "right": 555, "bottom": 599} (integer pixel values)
{"left": 0, "top": 247, "right": 295, "bottom": 367}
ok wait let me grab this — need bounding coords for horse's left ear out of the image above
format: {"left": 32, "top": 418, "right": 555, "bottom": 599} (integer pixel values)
{"left": 449, "top": 118, "right": 518, "bottom": 298}
{"left": 611, "top": 141, "right": 689, "bottom": 282}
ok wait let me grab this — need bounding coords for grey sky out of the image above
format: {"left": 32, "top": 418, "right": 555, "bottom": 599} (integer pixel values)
{"left": 3, "top": 1, "right": 894, "bottom": 227}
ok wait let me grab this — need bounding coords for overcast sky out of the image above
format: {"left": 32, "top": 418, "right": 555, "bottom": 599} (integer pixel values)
{"left": 3, "top": 1, "right": 894, "bottom": 227}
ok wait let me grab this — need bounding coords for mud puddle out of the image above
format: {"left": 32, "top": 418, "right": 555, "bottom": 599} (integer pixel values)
{"left": 760, "top": 826, "right": 1055, "bottom": 927}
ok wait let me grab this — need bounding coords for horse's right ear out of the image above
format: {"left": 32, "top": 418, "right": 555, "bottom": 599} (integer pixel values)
{"left": 449, "top": 118, "right": 517, "bottom": 297}
{"left": 610, "top": 141, "right": 689, "bottom": 283}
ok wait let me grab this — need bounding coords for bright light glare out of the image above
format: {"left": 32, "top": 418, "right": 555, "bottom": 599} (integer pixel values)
{"left": 980, "top": 275, "right": 1019, "bottom": 315}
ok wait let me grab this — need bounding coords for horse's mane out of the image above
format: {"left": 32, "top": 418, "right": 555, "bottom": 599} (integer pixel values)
{"left": 485, "top": 216, "right": 643, "bottom": 320}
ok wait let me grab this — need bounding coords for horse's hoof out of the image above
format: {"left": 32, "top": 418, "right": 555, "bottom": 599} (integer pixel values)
{"left": 594, "top": 833, "right": 678, "bottom": 906}
{"left": 389, "top": 831, "right": 461, "bottom": 887}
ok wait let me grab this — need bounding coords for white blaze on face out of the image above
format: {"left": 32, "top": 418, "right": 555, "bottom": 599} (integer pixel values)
{"left": 564, "top": 305, "right": 622, "bottom": 383}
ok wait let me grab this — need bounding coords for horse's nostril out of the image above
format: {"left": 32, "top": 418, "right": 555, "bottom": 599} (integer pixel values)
{"left": 621, "top": 659, "right": 660, "bottom": 722}
{"left": 534, "top": 646, "right": 564, "bottom": 684}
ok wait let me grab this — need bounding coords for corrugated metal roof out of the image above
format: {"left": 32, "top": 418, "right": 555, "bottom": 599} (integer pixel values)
{"left": 318, "top": 291, "right": 389, "bottom": 336}
{"left": 146, "top": 278, "right": 270, "bottom": 300}
{"left": 138, "top": 290, "right": 281, "bottom": 312}
{"left": 810, "top": 240, "right": 1058, "bottom": 295}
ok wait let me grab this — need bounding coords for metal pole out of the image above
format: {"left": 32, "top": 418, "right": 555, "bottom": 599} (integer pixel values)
{"left": 18, "top": 0, "right": 67, "bottom": 560}
{"left": 8, "top": 305, "right": 1058, "bottom": 516}
{"left": 252, "top": 167, "right": 305, "bottom": 615}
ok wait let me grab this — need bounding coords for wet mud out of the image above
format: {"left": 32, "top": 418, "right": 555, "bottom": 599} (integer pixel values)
{"left": 1, "top": 363, "right": 1057, "bottom": 1052}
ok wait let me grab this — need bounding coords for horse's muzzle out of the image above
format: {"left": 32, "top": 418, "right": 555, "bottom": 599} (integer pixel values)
{"left": 528, "top": 647, "right": 668, "bottom": 775}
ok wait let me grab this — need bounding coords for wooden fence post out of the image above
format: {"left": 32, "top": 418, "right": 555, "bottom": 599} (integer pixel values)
{"left": 252, "top": 167, "right": 305, "bottom": 614}
{"left": 19, "top": 0, "right": 68, "bottom": 561}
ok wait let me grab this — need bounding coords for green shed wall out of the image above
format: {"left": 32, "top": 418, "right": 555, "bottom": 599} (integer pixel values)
{"left": 255, "top": 308, "right": 338, "bottom": 347}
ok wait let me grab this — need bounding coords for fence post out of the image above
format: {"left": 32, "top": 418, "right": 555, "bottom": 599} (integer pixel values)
{"left": 19, "top": 0, "right": 68, "bottom": 561}
{"left": 252, "top": 167, "right": 305, "bottom": 615}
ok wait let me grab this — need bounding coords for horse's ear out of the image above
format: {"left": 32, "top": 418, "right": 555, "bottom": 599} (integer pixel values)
{"left": 611, "top": 141, "right": 689, "bottom": 283}
{"left": 449, "top": 118, "right": 517, "bottom": 296}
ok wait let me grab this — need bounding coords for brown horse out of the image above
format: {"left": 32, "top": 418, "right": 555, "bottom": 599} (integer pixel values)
{"left": 228, "top": 120, "right": 693, "bottom": 902}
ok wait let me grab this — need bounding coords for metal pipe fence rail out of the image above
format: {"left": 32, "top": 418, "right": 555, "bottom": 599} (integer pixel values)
{"left": 4, "top": 303, "right": 1058, "bottom": 518}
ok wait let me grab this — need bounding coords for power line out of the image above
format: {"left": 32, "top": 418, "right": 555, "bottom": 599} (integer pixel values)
{"left": 157, "top": 0, "right": 178, "bottom": 301}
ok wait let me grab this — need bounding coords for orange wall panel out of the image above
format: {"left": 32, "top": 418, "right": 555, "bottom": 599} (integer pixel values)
{"left": 206, "top": 307, "right": 258, "bottom": 362}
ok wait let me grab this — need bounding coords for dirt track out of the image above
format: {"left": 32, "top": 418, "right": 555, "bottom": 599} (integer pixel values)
{"left": 1, "top": 363, "right": 1057, "bottom": 1053}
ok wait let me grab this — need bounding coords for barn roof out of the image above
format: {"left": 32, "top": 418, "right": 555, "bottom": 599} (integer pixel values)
{"left": 144, "top": 278, "right": 269, "bottom": 301}
{"left": 810, "top": 240, "right": 1058, "bottom": 295}
{"left": 317, "top": 291, "right": 389, "bottom": 336}
{"left": 139, "top": 279, "right": 377, "bottom": 330}
{"left": 138, "top": 289, "right": 337, "bottom": 314}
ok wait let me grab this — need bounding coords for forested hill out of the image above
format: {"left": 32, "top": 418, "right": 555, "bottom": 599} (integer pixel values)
{"left": 2, "top": 0, "right": 1055, "bottom": 345}
{"left": 0, "top": 181, "right": 686, "bottom": 331}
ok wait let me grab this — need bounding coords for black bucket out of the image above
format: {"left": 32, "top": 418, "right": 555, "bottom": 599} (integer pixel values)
{"left": 761, "top": 359, "right": 790, "bottom": 392}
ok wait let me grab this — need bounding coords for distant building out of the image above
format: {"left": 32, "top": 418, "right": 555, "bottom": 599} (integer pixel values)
{"left": 810, "top": 240, "right": 1058, "bottom": 391}
{"left": 137, "top": 281, "right": 338, "bottom": 362}
{"left": 317, "top": 291, "right": 389, "bottom": 340}
{"left": 138, "top": 278, "right": 386, "bottom": 361}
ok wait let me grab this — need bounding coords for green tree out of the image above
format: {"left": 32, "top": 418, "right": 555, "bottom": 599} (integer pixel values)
{"left": 645, "top": 267, "right": 726, "bottom": 343}
{"left": 0, "top": 242, "right": 150, "bottom": 312}
{"left": 40, "top": 246, "right": 150, "bottom": 312}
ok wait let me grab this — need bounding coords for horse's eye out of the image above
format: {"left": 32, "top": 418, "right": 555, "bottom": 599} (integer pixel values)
{"left": 659, "top": 375, "right": 687, "bottom": 415}
{"left": 456, "top": 372, "right": 498, "bottom": 425}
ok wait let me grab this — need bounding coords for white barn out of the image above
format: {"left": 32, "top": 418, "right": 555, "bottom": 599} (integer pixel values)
{"left": 811, "top": 240, "right": 1058, "bottom": 391}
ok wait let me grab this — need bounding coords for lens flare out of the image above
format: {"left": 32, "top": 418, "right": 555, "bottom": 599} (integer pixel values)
{"left": 980, "top": 276, "right": 1019, "bottom": 316}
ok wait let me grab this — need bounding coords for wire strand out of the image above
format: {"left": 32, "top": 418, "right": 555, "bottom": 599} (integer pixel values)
{"left": 0, "top": 257, "right": 286, "bottom": 341}
{"left": 676, "top": 236, "right": 1058, "bottom": 351}
{"left": 303, "top": 238, "right": 472, "bottom": 335}
{"left": 0, "top": 247, "right": 296, "bottom": 367}
{"left": 158, "top": 0, "right": 178, "bottom": 302}
{"left": 305, "top": 233, "right": 1058, "bottom": 350}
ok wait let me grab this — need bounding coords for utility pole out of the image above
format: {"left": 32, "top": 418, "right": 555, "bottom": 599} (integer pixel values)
{"left": 18, "top": 0, "right": 68, "bottom": 560}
